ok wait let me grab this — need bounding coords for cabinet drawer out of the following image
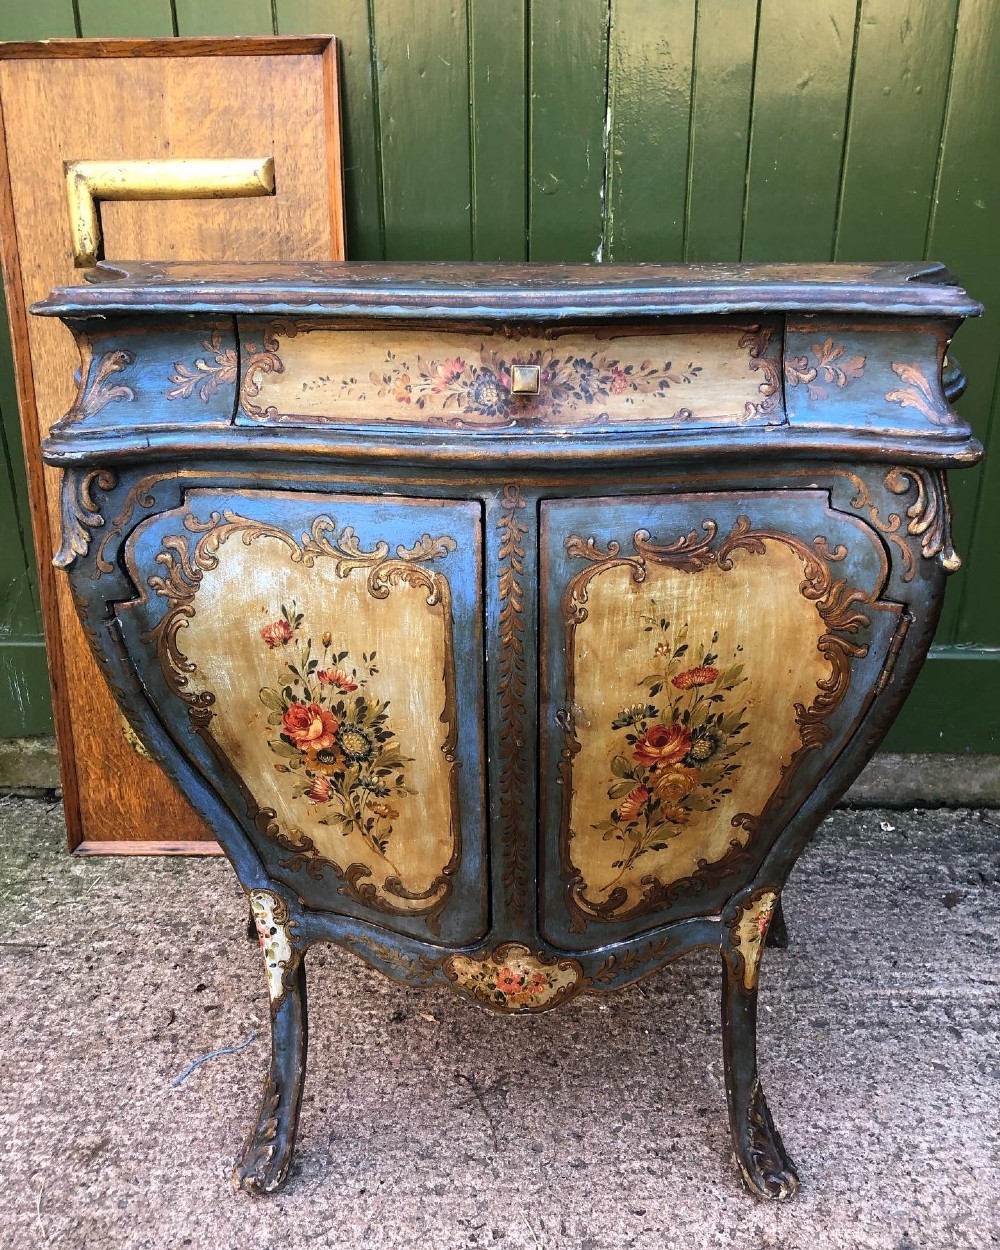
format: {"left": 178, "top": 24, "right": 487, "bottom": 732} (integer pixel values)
{"left": 234, "top": 318, "right": 784, "bottom": 430}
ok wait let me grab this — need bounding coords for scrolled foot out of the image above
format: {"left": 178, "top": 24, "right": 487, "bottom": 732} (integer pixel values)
{"left": 734, "top": 1078, "right": 800, "bottom": 1201}
{"left": 232, "top": 1075, "right": 296, "bottom": 1196}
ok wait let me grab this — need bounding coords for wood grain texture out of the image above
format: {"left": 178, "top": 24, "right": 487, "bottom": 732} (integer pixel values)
{"left": 369, "top": 0, "right": 472, "bottom": 260}
{"left": 469, "top": 0, "right": 528, "bottom": 262}
{"left": 528, "top": 0, "right": 610, "bottom": 261}
{"left": 605, "top": 0, "right": 695, "bottom": 262}
{"left": 0, "top": 40, "right": 346, "bottom": 847}
{"left": 683, "top": 0, "right": 758, "bottom": 262}
{"left": 741, "top": 0, "right": 859, "bottom": 261}
{"left": 173, "top": 0, "right": 274, "bottom": 37}
{"left": 77, "top": 0, "right": 176, "bottom": 37}
{"left": 925, "top": 0, "right": 1000, "bottom": 647}
{"left": 275, "top": 0, "right": 383, "bottom": 260}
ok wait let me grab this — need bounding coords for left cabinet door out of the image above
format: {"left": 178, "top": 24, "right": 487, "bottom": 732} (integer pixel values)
{"left": 117, "top": 488, "right": 488, "bottom": 947}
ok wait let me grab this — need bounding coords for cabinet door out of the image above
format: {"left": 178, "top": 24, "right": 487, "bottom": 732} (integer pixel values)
{"left": 539, "top": 490, "right": 904, "bottom": 949}
{"left": 118, "top": 488, "right": 487, "bottom": 946}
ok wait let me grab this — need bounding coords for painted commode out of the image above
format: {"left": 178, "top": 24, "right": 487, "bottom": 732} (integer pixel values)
{"left": 35, "top": 260, "right": 981, "bottom": 1199}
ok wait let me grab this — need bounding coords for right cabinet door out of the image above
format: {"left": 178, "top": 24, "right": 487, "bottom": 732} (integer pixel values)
{"left": 539, "top": 489, "right": 905, "bottom": 950}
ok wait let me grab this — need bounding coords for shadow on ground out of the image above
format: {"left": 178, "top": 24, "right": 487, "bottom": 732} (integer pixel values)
{"left": 1, "top": 797, "right": 998, "bottom": 1250}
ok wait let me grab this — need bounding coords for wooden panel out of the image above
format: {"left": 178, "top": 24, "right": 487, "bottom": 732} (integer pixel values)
{"left": 0, "top": 39, "right": 345, "bottom": 847}
{"left": 928, "top": 0, "right": 1000, "bottom": 648}
{"left": 835, "top": 0, "right": 960, "bottom": 260}
{"left": 234, "top": 320, "right": 784, "bottom": 429}
{"left": 0, "top": 3, "right": 78, "bottom": 39}
{"left": 369, "top": 0, "right": 472, "bottom": 260}
{"left": 528, "top": 0, "right": 610, "bottom": 261}
{"left": 606, "top": 0, "right": 695, "bottom": 261}
{"left": 684, "top": 0, "right": 758, "bottom": 262}
{"left": 275, "top": 0, "right": 385, "bottom": 260}
{"left": 741, "top": 0, "right": 859, "bottom": 260}
{"left": 173, "top": 1, "right": 274, "bottom": 36}
{"left": 77, "top": 0, "right": 175, "bottom": 36}
{"left": 469, "top": 0, "right": 528, "bottom": 261}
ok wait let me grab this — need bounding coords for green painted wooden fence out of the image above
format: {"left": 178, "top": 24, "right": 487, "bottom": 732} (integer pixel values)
{"left": 2, "top": 0, "right": 999, "bottom": 751}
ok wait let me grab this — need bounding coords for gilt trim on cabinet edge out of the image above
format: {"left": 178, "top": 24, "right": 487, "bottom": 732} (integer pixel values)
{"left": 249, "top": 890, "right": 297, "bottom": 1005}
{"left": 845, "top": 467, "right": 960, "bottom": 578}
{"left": 723, "top": 889, "right": 778, "bottom": 992}
{"left": 738, "top": 325, "right": 781, "bottom": 417}
{"left": 558, "top": 514, "right": 876, "bottom": 930}
{"left": 63, "top": 345, "right": 136, "bottom": 425}
{"left": 497, "top": 485, "right": 530, "bottom": 923}
{"left": 55, "top": 467, "right": 116, "bottom": 568}
{"left": 136, "top": 507, "right": 463, "bottom": 933}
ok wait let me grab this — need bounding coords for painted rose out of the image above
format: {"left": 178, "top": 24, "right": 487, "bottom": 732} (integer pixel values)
{"left": 672, "top": 665, "right": 720, "bottom": 690}
{"left": 660, "top": 804, "right": 692, "bottom": 825}
{"left": 617, "top": 784, "right": 650, "bottom": 824}
{"left": 609, "top": 366, "right": 630, "bottom": 395}
{"left": 305, "top": 775, "right": 332, "bottom": 802}
{"left": 431, "top": 357, "right": 465, "bottom": 391}
{"left": 756, "top": 906, "right": 774, "bottom": 938}
{"left": 495, "top": 966, "right": 524, "bottom": 994}
{"left": 652, "top": 765, "right": 700, "bottom": 805}
{"left": 281, "top": 702, "right": 339, "bottom": 753}
{"left": 261, "top": 618, "right": 293, "bottom": 648}
{"left": 633, "top": 722, "right": 692, "bottom": 769}
{"left": 317, "top": 667, "right": 359, "bottom": 692}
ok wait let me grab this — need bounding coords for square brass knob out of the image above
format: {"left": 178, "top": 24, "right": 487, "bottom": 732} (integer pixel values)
{"left": 510, "top": 364, "right": 540, "bottom": 395}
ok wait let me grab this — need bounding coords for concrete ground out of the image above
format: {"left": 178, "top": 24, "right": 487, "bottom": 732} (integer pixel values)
{"left": 1, "top": 797, "right": 997, "bottom": 1250}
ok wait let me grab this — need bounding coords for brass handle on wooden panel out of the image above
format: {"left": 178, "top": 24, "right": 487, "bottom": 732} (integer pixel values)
{"left": 64, "top": 157, "right": 276, "bottom": 267}
{"left": 510, "top": 364, "right": 540, "bottom": 395}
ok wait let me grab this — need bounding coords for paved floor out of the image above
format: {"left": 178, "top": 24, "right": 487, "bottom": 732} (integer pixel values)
{"left": 1, "top": 797, "right": 998, "bottom": 1250}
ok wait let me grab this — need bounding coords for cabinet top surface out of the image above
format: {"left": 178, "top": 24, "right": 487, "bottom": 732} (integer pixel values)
{"left": 32, "top": 259, "right": 980, "bottom": 320}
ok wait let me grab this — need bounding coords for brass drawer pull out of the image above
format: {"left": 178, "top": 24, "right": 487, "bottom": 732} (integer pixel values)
{"left": 64, "top": 157, "right": 276, "bottom": 267}
{"left": 510, "top": 363, "right": 540, "bottom": 395}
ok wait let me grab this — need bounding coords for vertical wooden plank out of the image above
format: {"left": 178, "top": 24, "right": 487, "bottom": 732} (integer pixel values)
{"left": 835, "top": 0, "right": 960, "bottom": 259}
{"left": 605, "top": 0, "right": 695, "bottom": 262}
{"left": 528, "top": 0, "right": 610, "bottom": 261}
{"left": 0, "top": 294, "right": 37, "bottom": 616}
{"left": 469, "top": 0, "right": 528, "bottom": 261}
{"left": 684, "top": 0, "right": 759, "bottom": 261}
{"left": 276, "top": 0, "right": 384, "bottom": 259}
{"left": 77, "top": 0, "right": 175, "bottom": 36}
{"left": 370, "top": 0, "right": 472, "bottom": 260}
{"left": 0, "top": 3, "right": 79, "bottom": 38}
{"left": 741, "top": 0, "right": 858, "bottom": 260}
{"left": 173, "top": 0, "right": 274, "bottom": 36}
{"left": 928, "top": 0, "right": 1000, "bottom": 645}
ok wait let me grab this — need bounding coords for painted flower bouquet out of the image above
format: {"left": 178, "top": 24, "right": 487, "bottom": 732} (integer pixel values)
{"left": 593, "top": 611, "right": 750, "bottom": 891}
{"left": 258, "top": 602, "right": 413, "bottom": 865}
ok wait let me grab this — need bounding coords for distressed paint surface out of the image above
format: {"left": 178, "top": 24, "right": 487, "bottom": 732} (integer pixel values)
{"left": 144, "top": 501, "right": 463, "bottom": 913}
{"left": 2, "top": 1, "right": 1000, "bottom": 751}
{"left": 249, "top": 890, "right": 295, "bottom": 1001}
{"left": 562, "top": 543, "right": 826, "bottom": 918}
{"left": 236, "top": 322, "right": 782, "bottom": 428}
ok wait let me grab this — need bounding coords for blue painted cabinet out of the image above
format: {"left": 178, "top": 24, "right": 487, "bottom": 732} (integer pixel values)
{"left": 35, "top": 259, "right": 980, "bottom": 1198}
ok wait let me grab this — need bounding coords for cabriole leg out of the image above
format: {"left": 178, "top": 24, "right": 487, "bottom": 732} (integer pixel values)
{"left": 233, "top": 890, "right": 308, "bottom": 1196}
{"left": 721, "top": 889, "right": 799, "bottom": 1201}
